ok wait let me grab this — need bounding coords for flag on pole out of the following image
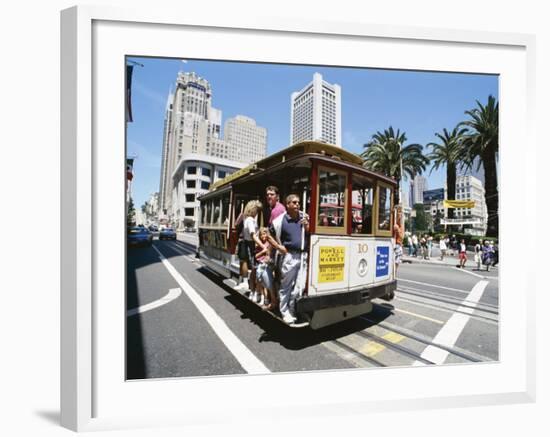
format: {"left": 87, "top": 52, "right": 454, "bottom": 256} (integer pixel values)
{"left": 126, "top": 65, "right": 134, "bottom": 123}
{"left": 127, "top": 158, "right": 134, "bottom": 181}
{"left": 444, "top": 200, "right": 475, "bottom": 209}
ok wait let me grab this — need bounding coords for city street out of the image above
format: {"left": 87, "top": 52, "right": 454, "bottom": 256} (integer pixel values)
{"left": 126, "top": 234, "right": 499, "bottom": 380}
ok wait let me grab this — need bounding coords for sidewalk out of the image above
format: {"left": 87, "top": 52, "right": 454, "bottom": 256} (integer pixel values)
{"left": 402, "top": 247, "right": 498, "bottom": 271}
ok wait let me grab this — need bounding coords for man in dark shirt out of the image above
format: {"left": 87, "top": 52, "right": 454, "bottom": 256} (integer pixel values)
{"left": 269, "top": 194, "right": 309, "bottom": 324}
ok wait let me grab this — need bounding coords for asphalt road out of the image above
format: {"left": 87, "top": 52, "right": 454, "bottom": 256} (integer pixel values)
{"left": 126, "top": 235, "right": 499, "bottom": 379}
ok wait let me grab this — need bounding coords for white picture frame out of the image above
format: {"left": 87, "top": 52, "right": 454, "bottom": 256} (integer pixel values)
{"left": 60, "top": 5, "right": 536, "bottom": 432}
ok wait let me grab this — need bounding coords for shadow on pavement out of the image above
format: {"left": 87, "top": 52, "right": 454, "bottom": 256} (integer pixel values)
{"left": 197, "top": 266, "right": 393, "bottom": 351}
{"left": 126, "top": 245, "right": 157, "bottom": 380}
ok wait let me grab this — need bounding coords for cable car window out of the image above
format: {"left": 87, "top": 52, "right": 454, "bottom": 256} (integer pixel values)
{"left": 377, "top": 185, "right": 392, "bottom": 231}
{"left": 212, "top": 198, "right": 221, "bottom": 225}
{"left": 221, "top": 193, "right": 230, "bottom": 226}
{"left": 351, "top": 174, "right": 374, "bottom": 235}
{"left": 200, "top": 201, "right": 208, "bottom": 225}
{"left": 208, "top": 199, "right": 216, "bottom": 225}
{"left": 318, "top": 169, "right": 347, "bottom": 229}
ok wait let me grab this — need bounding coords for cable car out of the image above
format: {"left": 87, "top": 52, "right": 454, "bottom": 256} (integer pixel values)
{"left": 197, "top": 141, "right": 397, "bottom": 329}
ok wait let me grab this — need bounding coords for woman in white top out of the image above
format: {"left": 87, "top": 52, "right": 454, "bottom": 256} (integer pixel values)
{"left": 235, "top": 200, "right": 263, "bottom": 297}
{"left": 439, "top": 237, "right": 447, "bottom": 261}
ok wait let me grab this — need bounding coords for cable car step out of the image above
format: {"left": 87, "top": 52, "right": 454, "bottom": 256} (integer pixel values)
{"left": 222, "top": 278, "right": 310, "bottom": 328}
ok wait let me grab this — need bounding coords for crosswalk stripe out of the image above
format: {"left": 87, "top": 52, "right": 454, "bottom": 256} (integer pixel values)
{"left": 413, "top": 279, "right": 489, "bottom": 365}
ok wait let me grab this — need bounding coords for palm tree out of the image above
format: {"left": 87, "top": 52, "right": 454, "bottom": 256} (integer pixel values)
{"left": 362, "top": 126, "right": 429, "bottom": 205}
{"left": 426, "top": 126, "right": 468, "bottom": 223}
{"left": 460, "top": 95, "right": 499, "bottom": 237}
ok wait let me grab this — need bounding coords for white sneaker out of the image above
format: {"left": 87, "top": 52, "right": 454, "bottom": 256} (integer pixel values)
{"left": 250, "top": 292, "right": 257, "bottom": 301}
{"left": 259, "top": 295, "right": 265, "bottom": 306}
{"left": 282, "top": 312, "right": 296, "bottom": 324}
{"left": 234, "top": 281, "right": 249, "bottom": 292}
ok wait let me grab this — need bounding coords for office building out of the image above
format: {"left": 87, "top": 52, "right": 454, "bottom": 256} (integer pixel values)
{"left": 224, "top": 115, "right": 267, "bottom": 164}
{"left": 159, "top": 71, "right": 267, "bottom": 217}
{"left": 454, "top": 175, "right": 488, "bottom": 235}
{"left": 423, "top": 188, "right": 444, "bottom": 203}
{"left": 422, "top": 188, "right": 445, "bottom": 231}
{"left": 159, "top": 72, "right": 220, "bottom": 214}
{"left": 171, "top": 154, "right": 246, "bottom": 229}
{"left": 459, "top": 157, "right": 485, "bottom": 186}
{"left": 145, "top": 192, "right": 159, "bottom": 219}
{"left": 290, "top": 73, "right": 341, "bottom": 147}
{"left": 412, "top": 175, "right": 427, "bottom": 205}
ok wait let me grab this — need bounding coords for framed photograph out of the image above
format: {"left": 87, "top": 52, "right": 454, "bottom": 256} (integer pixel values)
{"left": 61, "top": 5, "right": 536, "bottom": 432}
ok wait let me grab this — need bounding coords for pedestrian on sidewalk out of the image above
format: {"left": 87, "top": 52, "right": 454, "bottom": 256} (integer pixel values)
{"left": 411, "top": 234, "right": 418, "bottom": 257}
{"left": 407, "top": 232, "right": 414, "bottom": 256}
{"left": 420, "top": 235, "right": 428, "bottom": 259}
{"left": 427, "top": 235, "right": 433, "bottom": 259}
{"left": 439, "top": 237, "right": 447, "bottom": 261}
{"left": 450, "top": 234, "right": 457, "bottom": 256}
{"left": 482, "top": 240, "right": 494, "bottom": 272}
{"left": 457, "top": 239, "right": 467, "bottom": 268}
{"left": 474, "top": 239, "right": 483, "bottom": 270}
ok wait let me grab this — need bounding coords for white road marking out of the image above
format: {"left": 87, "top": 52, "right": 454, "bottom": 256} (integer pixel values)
{"left": 392, "top": 308, "right": 444, "bottom": 325}
{"left": 152, "top": 245, "right": 270, "bottom": 374}
{"left": 126, "top": 288, "right": 182, "bottom": 317}
{"left": 398, "top": 278, "right": 469, "bottom": 294}
{"left": 398, "top": 285, "right": 469, "bottom": 296}
{"left": 453, "top": 267, "right": 485, "bottom": 279}
{"left": 165, "top": 243, "right": 195, "bottom": 256}
{"left": 412, "top": 279, "right": 489, "bottom": 365}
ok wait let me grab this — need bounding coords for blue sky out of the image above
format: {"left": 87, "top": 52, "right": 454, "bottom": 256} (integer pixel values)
{"left": 127, "top": 57, "right": 498, "bottom": 209}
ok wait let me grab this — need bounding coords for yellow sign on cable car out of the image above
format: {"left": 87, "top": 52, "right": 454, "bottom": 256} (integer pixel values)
{"left": 319, "top": 246, "right": 346, "bottom": 283}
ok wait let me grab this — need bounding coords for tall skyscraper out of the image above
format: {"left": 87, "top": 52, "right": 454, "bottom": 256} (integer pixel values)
{"left": 159, "top": 90, "right": 174, "bottom": 215}
{"left": 159, "top": 72, "right": 220, "bottom": 214}
{"left": 224, "top": 115, "right": 267, "bottom": 164}
{"left": 159, "top": 71, "right": 268, "bottom": 217}
{"left": 412, "top": 175, "right": 427, "bottom": 205}
{"left": 290, "top": 73, "right": 341, "bottom": 147}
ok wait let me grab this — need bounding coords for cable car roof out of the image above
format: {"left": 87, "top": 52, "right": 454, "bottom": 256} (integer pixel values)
{"left": 209, "top": 140, "right": 395, "bottom": 192}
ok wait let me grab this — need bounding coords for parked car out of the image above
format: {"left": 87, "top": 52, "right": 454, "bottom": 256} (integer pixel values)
{"left": 184, "top": 226, "right": 196, "bottom": 233}
{"left": 127, "top": 226, "right": 153, "bottom": 247}
{"left": 159, "top": 227, "right": 177, "bottom": 240}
